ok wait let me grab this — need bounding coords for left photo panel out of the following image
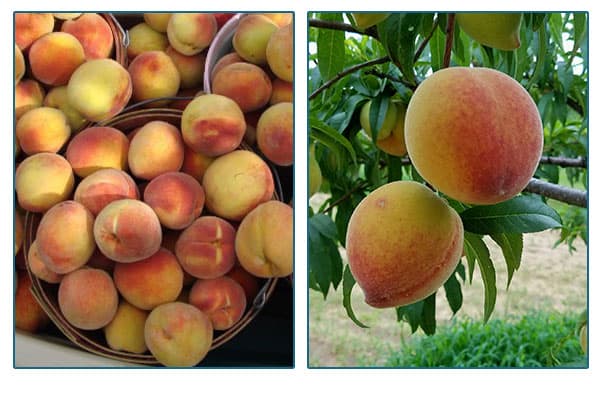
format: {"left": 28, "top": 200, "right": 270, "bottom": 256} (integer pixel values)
{"left": 14, "top": 12, "right": 294, "bottom": 368}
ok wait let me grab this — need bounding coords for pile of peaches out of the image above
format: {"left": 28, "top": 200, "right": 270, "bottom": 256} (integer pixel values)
{"left": 14, "top": 12, "right": 293, "bottom": 367}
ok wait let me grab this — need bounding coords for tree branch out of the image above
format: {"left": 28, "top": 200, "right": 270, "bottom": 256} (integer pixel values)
{"left": 308, "top": 18, "right": 378, "bottom": 39}
{"left": 414, "top": 17, "right": 440, "bottom": 63}
{"left": 364, "top": 70, "right": 418, "bottom": 91}
{"left": 524, "top": 178, "right": 587, "bottom": 208}
{"left": 443, "top": 13, "right": 456, "bottom": 68}
{"left": 567, "top": 96, "right": 585, "bottom": 116}
{"left": 321, "top": 182, "right": 369, "bottom": 215}
{"left": 539, "top": 155, "right": 587, "bottom": 168}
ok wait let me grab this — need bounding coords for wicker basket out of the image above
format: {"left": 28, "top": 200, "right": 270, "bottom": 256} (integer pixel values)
{"left": 23, "top": 106, "right": 282, "bottom": 366}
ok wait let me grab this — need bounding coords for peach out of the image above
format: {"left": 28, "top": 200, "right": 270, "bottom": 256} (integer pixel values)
{"left": 58, "top": 267, "right": 118, "bottom": 330}
{"left": 188, "top": 276, "right": 247, "bottom": 330}
{"left": 61, "top": 13, "right": 114, "bottom": 59}
{"left": 87, "top": 247, "right": 116, "bottom": 272}
{"left": 144, "top": 301, "right": 213, "bottom": 367}
{"left": 346, "top": 181, "right": 464, "bottom": 308}
{"left": 126, "top": 22, "right": 169, "bottom": 60}
{"left": 376, "top": 102, "right": 407, "bottom": 156}
{"left": 15, "top": 209, "right": 24, "bottom": 255}
{"left": 15, "top": 79, "right": 45, "bottom": 120}
{"left": 266, "top": 23, "right": 293, "bottom": 82}
{"left": 29, "top": 32, "right": 86, "bottom": 86}
{"left": 166, "top": 13, "right": 217, "bottom": 56}
{"left": 262, "top": 13, "right": 293, "bottom": 28}
{"left": 43, "top": 85, "right": 88, "bottom": 132}
{"left": 128, "top": 50, "right": 181, "bottom": 104}
{"left": 144, "top": 172, "right": 205, "bottom": 230}
{"left": 15, "top": 45, "right": 25, "bottom": 84}
{"left": 15, "top": 152, "right": 74, "bottom": 213}
{"left": 165, "top": 46, "right": 205, "bottom": 89}
{"left": 16, "top": 107, "right": 71, "bottom": 155}
{"left": 235, "top": 200, "right": 293, "bottom": 278}
{"left": 128, "top": 120, "right": 184, "bottom": 180}
{"left": 113, "top": 248, "right": 184, "bottom": 310}
{"left": 202, "top": 150, "right": 274, "bottom": 221}
{"left": 270, "top": 78, "right": 293, "bottom": 104}
{"left": 180, "top": 94, "right": 246, "bottom": 157}
{"left": 351, "top": 13, "right": 391, "bottom": 30}
{"left": 181, "top": 145, "right": 214, "bottom": 182}
{"left": 227, "top": 264, "right": 260, "bottom": 303}
{"left": 359, "top": 100, "right": 397, "bottom": 142}
{"left": 174, "top": 216, "right": 236, "bottom": 279}
{"left": 104, "top": 300, "right": 149, "bottom": 354}
{"left": 405, "top": 67, "right": 543, "bottom": 205}
{"left": 14, "top": 13, "right": 54, "bottom": 50}
{"left": 233, "top": 14, "right": 278, "bottom": 65}
{"left": 35, "top": 200, "right": 96, "bottom": 274}
{"left": 308, "top": 144, "right": 322, "bottom": 197}
{"left": 210, "top": 52, "right": 243, "bottom": 83}
{"left": 74, "top": 168, "right": 139, "bottom": 216}
{"left": 27, "top": 240, "right": 64, "bottom": 284}
{"left": 65, "top": 126, "right": 129, "bottom": 177}
{"left": 211, "top": 62, "right": 272, "bottom": 113}
{"left": 94, "top": 199, "right": 162, "bottom": 263}
{"left": 15, "top": 271, "right": 50, "bottom": 333}
{"left": 67, "top": 58, "right": 132, "bottom": 122}
{"left": 256, "top": 102, "right": 293, "bottom": 166}
{"left": 53, "top": 13, "right": 82, "bottom": 20}
{"left": 143, "top": 13, "right": 172, "bottom": 33}
{"left": 456, "top": 13, "right": 522, "bottom": 51}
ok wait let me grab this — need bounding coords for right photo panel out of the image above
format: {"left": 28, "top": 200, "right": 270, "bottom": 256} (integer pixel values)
{"left": 308, "top": 12, "right": 588, "bottom": 368}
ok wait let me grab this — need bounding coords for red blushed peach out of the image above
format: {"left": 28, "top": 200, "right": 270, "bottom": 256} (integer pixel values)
{"left": 27, "top": 240, "right": 65, "bottom": 284}
{"left": 128, "top": 50, "right": 181, "bottom": 105}
{"left": 167, "top": 13, "right": 217, "bottom": 56}
{"left": 181, "top": 145, "right": 214, "bottom": 182}
{"left": 15, "top": 152, "right": 75, "bottom": 213}
{"left": 143, "top": 13, "right": 172, "bottom": 33}
{"left": 58, "top": 268, "right": 119, "bottom": 330}
{"left": 15, "top": 79, "right": 45, "bottom": 120}
{"left": 212, "top": 62, "right": 273, "bottom": 113}
{"left": 126, "top": 22, "right": 169, "bottom": 60}
{"left": 175, "top": 216, "right": 236, "bottom": 279}
{"left": 188, "top": 276, "right": 247, "bottom": 330}
{"left": 16, "top": 107, "right": 71, "bottom": 155}
{"left": 15, "top": 13, "right": 55, "bottom": 50}
{"left": 15, "top": 271, "right": 50, "bottom": 333}
{"left": 113, "top": 248, "right": 184, "bottom": 310}
{"left": 36, "top": 200, "right": 96, "bottom": 274}
{"left": 65, "top": 126, "right": 129, "bottom": 177}
{"left": 210, "top": 52, "right": 243, "bottom": 83}
{"left": 270, "top": 78, "right": 293, "bottom": 104}
{"left": 266, "top": 23, "right": 293, "bottom": 83}
{"left": 256, "top": 102, "right": 293, "bottom": 166}
{"left": 15, "top": 209, "right": 24, "bottom": 256}
{"left": 29, "top": 32, "right": 86, "bottom": 86}
{"left": 128, "top": 120, "right": 184, "bottom": 180}
{"left": 74, "top": 168, "right": 139, "bottom": 216}
{"left": 144, "top": 172, "right": 205, "bottom": 230}
{"left": 233, "top": 14, "right": 278, "bottom": 65}
{"left": 15, "top": 45, "right": 25, "bottom": 84}
{"left": 43, "top": 85, "right": 88, "bottom": 132}
{"left": 104, "top": 300, "right": 149, "bottom": 354}
{"left": 165, "top": 46, "right": 205, "bottom": 90}
{"left": 180, "top": 94, "right": 246, "bottom": 157}
{"left": 144, "top": 302, "right": 213, "bottom": 367}
{"left": 61, "top": 13, "right": 114, "bottom": 60}
{"left": 226, "top": 264, "right": 260, "bottom": 303}
{"left": 94, "top": 199, "right": 162, "bottom": 263}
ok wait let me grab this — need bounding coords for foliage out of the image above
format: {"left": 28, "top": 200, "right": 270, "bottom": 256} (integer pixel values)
{"left": 385, "top": 311, "right": 587, "bottom": 368}
{"left": 308, "top": 12, "right": 588, "bottom": 333}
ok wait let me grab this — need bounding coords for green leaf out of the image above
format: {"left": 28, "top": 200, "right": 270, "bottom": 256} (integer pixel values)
{"left": 316, "top": 13, "right": 345, "bottom": 81}
{"left": 429, "top": 25, "right": 445, "bottom": 71}
{"left": 532, "top": 13, "right": 547, "bottom": 31}
{"left": 572, "top": 13, "right": 587, "bottom": 58}
{"left": 342, "top": 265, "right": 369, "bottom": 328}
{"left": 309, "top": 117, "right": 357, "bottom": 164}
{"left": 396, "top": 300, "right": 423, "bottom": 333}
{"left": 377, "top": 13, "right": 422, "bottom": 85}
{"left": 443, "top": 271, "right": 463, "bottom": 315}
{"left": 528, "top": 20, "right": 546, "bottom": 89}
{"left": 464, "top": 233, "right": 497, "bottom": 323}
{"left": 460, "top": 195, "right": 562, "bottom": 234}
{"left": 421, "top": 293, "right": 437, "bottom": 335}
{"left": 368, "top": 95, "right": 391, "bottom": 142}
{"left": 308, "top": 217, "right": 344, "bottom": 299}
{"left": 310, "top": 213, "right": 339, "bottom": 241}
{"left": 490, "top": 233, "right": 523, "bottom": 289}
{"left": 387, "top": 155, "right": 405, "bottom": 183}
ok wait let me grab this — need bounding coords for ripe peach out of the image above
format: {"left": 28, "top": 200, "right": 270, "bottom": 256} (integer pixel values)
{"left": 128, "top": 50, "right": 181, "bottom": 104}
{"left": 144, "top": 172, "right": 205, "bottom": 230}
{"left": 126, "top": 22, "right": 169, "bottom": 60}
{"left": 58, "top": 267, "right": 118, "bottom": 330}
{"left": 74, "top": 168, "right": 139, "bottom": 216}
{"left": 67, "top": 58, "right": 132, "bottom": 122}
{"left": 15, "top": 271, "right": 50, "bottom": 333}
{"left": 15, "top": 45, "right": 25, "bottom": 84}
{"left": 15, "top": 209, "right": 24, "bottom": 255}
{"left": 15, "top": 152, "right": 74, "bottom": 213}
{"left": 262, "top": 13, "right": 293, "bottom": 28}
{"left": 128, "top": 120, "right": 184, "bottom": 180}
{"left": 35, "top": 200, "right": 96, "bottom": 274}
{"left": 87, "top": 247, "right": 116, "bottom": 272}
{"left": 93, "top": 199, "right": 162, "bottom": 263}
{"left": 144, "top": 301, "right": 213, "bottom": 367}
{"left": 227, "top": 264, "right": 260, "bottom": 303}
{"left": 211, "top": 62, "right": 272, "bottom": 113}
{"left": 180, "top": 94, "right": 246, "bottom": 157}
{"left": 235, "top": 200, "right": 293, "bottom": 278}
{"left": 113, "top": 248, "right": 184, "bottom": 310}
{"left": 456, "top": 13, "right": 522, "bottom": 51}
{"left": 210, "top": 52, "right": 243, "bottom": 83}
{"left": 189, "top": 276, "right": 247, "bottom": 330}
{"left": 233, "top": 14, "right": 278, "bottom": 65}
{"left": 346, "top": 181, "right": 464, "bottom": 308}
{"left": 104, "top": 300, "right": 149, "bottom": 354}
{"left": 15, "top": 13, "right": 54, "bottom": 50}
{"left": 174, "top": 216, "right": 236, "bottom": 279}
{"left": 43, "top": 85, "right": 88, "bottom": 132}
{"left": 202, "top": 150, "right": 274, "bottom": 221}
{"left": 256, "top": 102, "right": 293, "bottom": 166}
{"left": 405, "top": 67, "right": 543, "bottom": 205}
{"left": 16, "top": 107, "right": 71, "bottom": 155}
{"left": 270, "top": 78, "right": 293, "bottom": 104}
{"left": 29, "top": 32, "right": 86, "bottom": 86}
{"left": 376, "top": 102, "right": 407, "bottom": 157}
{"left": 165, "top": 46, "right": 205, "bottom": 89}
{"left": 166, "top": 13, "right": 217, "bottom": 56}
{"left": 65, "top": 126, "right": 129, "bottom": 177}
{"left": 15, "top": 79, "right": 45, "bottom": 120}
{"left": 53, "top": 13, "right": 82, "bottom": 20}
{"left": 181, "top": 145, "right": 214, "bottom": 182}
{"left": 27, "top": 240, "right": 64, "bottom": 284}
{"left": 61, "top": 13, "right": 114, "bottom": 59}
{"left": 143, "top": 13, "right": 172, "bottom": 33}
{"left": 266, "top": 23, "right": 293, "bottom": 82}
{"left": 360, "top": 100, "right": 397, "bottom": 142}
